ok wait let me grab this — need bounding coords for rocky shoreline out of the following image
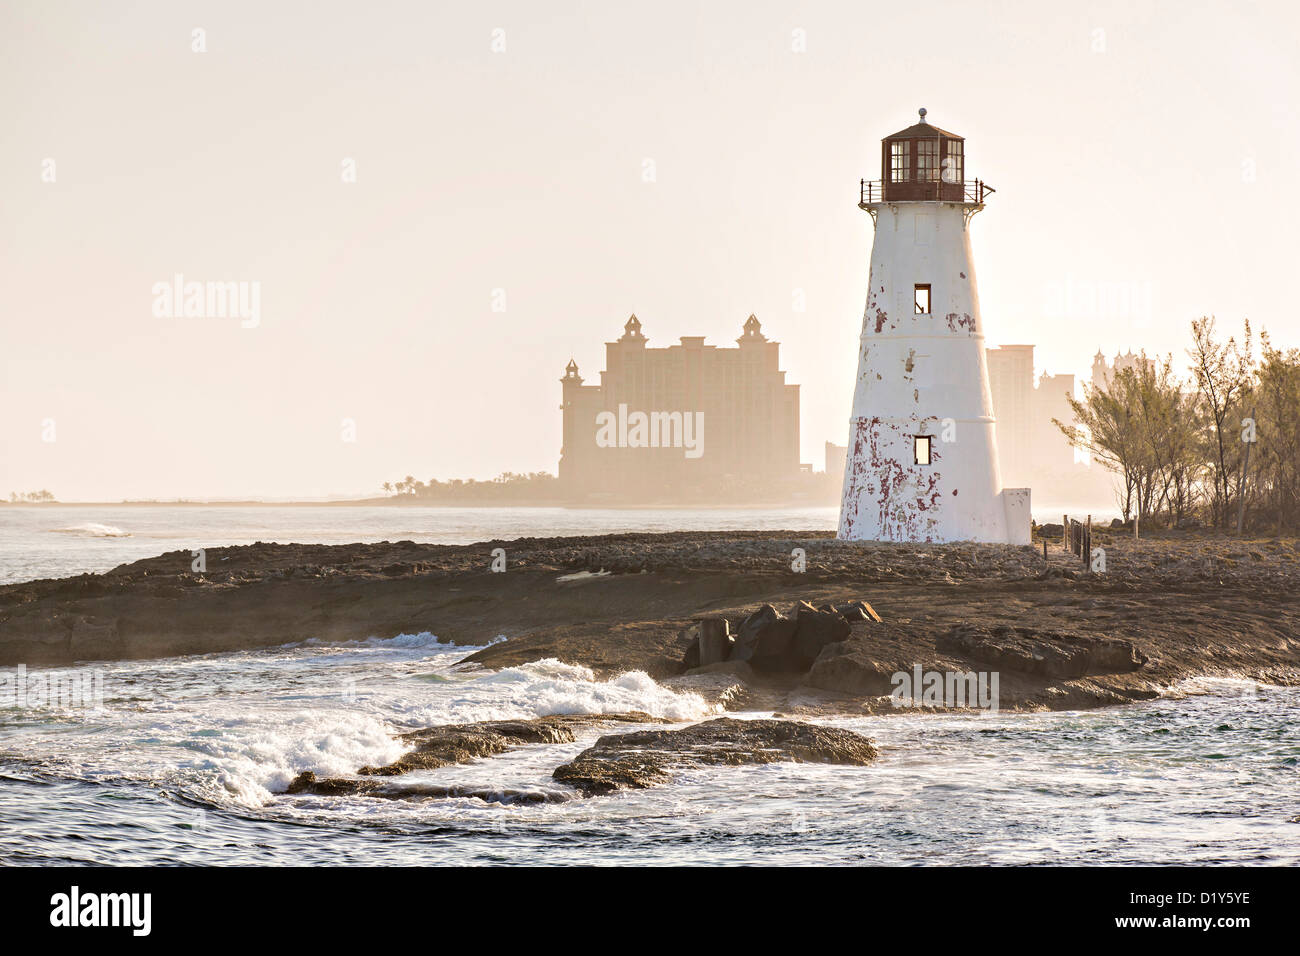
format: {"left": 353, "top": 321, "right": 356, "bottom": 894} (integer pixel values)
{"left": 285, "top": 714, "right": 878, "bottom": 800}
{"left": 1, "top": 530, "right": 1298, "bottom": 720}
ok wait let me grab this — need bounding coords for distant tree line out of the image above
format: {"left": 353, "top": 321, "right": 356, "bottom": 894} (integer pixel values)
{"left": 8, "top": 490, "right": 56, "bottom": 502}
{"left": 381, "top": 471, "right": 561, "bottom": 503}
{"left": 1055, "top": 317, "right": 1300, "bottom": 533}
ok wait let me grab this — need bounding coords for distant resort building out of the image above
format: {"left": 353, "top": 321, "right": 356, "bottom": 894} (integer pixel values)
{"left": 986, "top": 344, "right": 1109, "bottom": 501}
{"left": 1091, "top": 348, "right": 1154, "bottom": 390}
{"left": 559, "top": 315, "right": 804, "bottom": 502}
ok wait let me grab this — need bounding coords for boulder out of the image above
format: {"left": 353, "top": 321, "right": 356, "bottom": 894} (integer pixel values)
{"left": 551, "top": 717, "right": 878, "bottom": 795}
{"left": 836, "top": 600, "right": 882, "bottom": 623}
{"left": 685, "top": 660, "right": 754, "bottom": 679}
{"left": 682, "top": 637, "right": 700, "bottom": 670}
{"left": 730, "top": 604, "right": 799, "bottom": 671}
{"left": 805, "top": 639, "right": 904, "bottom": 696}
{"left": 698, "top": 617, "right": 733, "bottom": 666}
{"left": 937, "top": 624, "right": 1148, "bottom": 678}
{"left": 283, "top": 713, "right": 667, "bottom": 795}
{"left": 792, "top": 606, "right": 851, "bottom": 666}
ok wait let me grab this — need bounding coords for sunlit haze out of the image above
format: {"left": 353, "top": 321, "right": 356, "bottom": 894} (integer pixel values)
{"left": 3, "top": 0, "right": 1297, "bottom": 500}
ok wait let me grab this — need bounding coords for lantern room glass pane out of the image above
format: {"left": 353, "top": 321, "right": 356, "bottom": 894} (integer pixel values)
{"left": 917, "top": 140, "right": 940, "bottom": 182}
{"left": 944, "top": 141, "right": 964, "bottom": 183}
{"left": 890, "top": 141, "right": 910, "bottom": 182}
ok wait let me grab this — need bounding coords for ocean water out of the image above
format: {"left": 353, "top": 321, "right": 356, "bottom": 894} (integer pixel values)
{"left": 0, "top": 506, "right": 1291, "bottom": 866}
{"left": 1, "top": 636, "right": 1294, "bottom": 865}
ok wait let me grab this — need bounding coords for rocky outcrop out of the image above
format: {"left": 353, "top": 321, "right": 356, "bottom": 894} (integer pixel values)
{"left": 683, "top": 599, "right": 876, "bottom": 674}
{"left": 285, "top": 713, "right": 664, "bottom": 796}
{"left": 805, "top": 638, "right": 907, "bottom": 697}
{"left": 283, "top": 714, "right": 876, "bottom": 802}
{"left": 936, "top": 624, "right": 1148, "bottom": 678}
{"left": 730, "top": 604, "right": 799, "bottom": 670}
{"left": 551, "top": 717, "right": 878, "bottom": 795}
{"left": 698, "top": 618, "right": 733, "bottom": 666}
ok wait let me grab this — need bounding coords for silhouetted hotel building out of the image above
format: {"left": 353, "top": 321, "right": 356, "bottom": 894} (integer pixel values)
{"left": 559, "top": 314, "right": 802, "bottom": 501}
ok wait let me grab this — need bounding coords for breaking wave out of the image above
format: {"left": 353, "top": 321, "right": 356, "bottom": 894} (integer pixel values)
{"left": 161, "top": 655, "right": 712, "bottom": 807}
{"left": 52, "top": 522, "right": 130, "bottom": 538}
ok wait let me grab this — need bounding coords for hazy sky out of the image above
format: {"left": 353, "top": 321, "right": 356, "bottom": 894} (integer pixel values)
{"left": 3, "top": 0, "right": 1298, "bottom": 500}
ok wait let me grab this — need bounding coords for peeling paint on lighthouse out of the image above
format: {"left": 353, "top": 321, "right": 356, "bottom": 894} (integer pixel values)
{"left": 838, "top": 110, "right": 1031, "bottom": 544}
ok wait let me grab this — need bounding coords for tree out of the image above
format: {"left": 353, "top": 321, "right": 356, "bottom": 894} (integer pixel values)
{"left": 1254, "top": 335, "right": 1300, "bottom": 533}
{"left": 1187, "top": 316, "right": 1255, "bottom": 528}
{"left": 1130, "top": 353, "right": 1201, "bottom": 526}
{"left": 1055, "top": 368, "right": 1147, "bottom": 521}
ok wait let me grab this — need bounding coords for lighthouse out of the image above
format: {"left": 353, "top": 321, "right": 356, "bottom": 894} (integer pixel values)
{"left": 838, "top": 110, "right": 1030, "bottom": 544}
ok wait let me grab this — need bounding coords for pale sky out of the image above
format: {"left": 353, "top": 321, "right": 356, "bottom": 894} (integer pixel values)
{"left": 3, "top": 0, "right": 1297, "bottom": 500}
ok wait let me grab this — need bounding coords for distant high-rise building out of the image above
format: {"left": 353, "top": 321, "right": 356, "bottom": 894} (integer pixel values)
{"left": 986, "top": 343, "right": 1109, "bottom": 502}
{"left": 824, "top": 442, "right": 847, "bottom": 482}
{"left": 1092, "top": 348, "right": 1154, "bottom": 392}
{"left": 559, "top": 314, "right": 802, "bottom": 501}
{"left": 1091, "top": 349, "right": 1152, "bottom": 390}
{"left": 985, "top": 344, "right": 1035, "bottom": 484}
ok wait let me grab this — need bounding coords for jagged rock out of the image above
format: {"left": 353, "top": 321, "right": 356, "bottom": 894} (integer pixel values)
{"left": 936, "top": 624, "right": 1148, "bottom": 678}
{"left": 836, "top": 600, "right": 882, "bottom": 623}
{"left": 283, "top": 771, "right": 568, "bottom": 804}
{"left": 551, "top": 717, "right": 878, "bottom": 795}
{"left": 730, "top": 604, "right": 798, "bottom": 671}
{"left": 284, "top": 714, "right": 665, "bottom": 796}
{"left": 698, "top": 618, "right": 733, "bottom": 666}
{"left": 792, "top": 606, "right": 851, "bottom": 666}
{"left": 682, "top": 637, "right": 701, "bottom": 670}
{"left": 805, "top": 639, "right": 904, "bottom": 696}
{"left": 685, "top": 660, "right": 754, "bottom": 679}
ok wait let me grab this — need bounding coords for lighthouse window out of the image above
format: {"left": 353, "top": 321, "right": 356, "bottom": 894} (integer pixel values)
{"left": 890, "top": 141, "right": 910, "bottom": 182}
{"left": 917, "top": 140, "right": 940, "bottom": 181}
{"left": 914, "top": 284, "right": 931, "bottom": 314}
{"left": 914, "top": 436, "right": 933, "bottom": 465}
{"left": 944, "top": 140, "right": 964, "bottom": 183}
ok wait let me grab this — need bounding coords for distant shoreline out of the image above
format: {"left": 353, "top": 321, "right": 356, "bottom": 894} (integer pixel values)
{"left": 0, "top": 498, "right": 841, "bottom": 510}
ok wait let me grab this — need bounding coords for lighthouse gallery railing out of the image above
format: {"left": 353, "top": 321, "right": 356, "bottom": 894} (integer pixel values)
{"left": 859, "top": 179, "right": 995, "bottom": 204}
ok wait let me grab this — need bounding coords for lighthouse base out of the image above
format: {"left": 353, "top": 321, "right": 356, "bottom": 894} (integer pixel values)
{"left": 839, "top": 485, "right": 1031, "bottom": 544}
{"left": 836, "top": 417, "right": 1031, "bottom": 544}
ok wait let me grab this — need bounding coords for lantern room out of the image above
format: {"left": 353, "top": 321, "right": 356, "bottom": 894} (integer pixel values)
{"left": 880, "top": 107, "right": 966, "bottom": 202}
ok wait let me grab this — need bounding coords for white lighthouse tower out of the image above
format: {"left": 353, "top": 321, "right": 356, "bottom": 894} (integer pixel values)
{"left": 838, "top": 110, "right": 1030, "bottom": 544}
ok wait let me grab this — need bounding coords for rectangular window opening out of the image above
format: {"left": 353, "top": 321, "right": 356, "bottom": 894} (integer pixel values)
{"left": 917, "top": 140, "right": 940, "bottom": 182}
{"left": 944, "top": 140, "right": 964, "bottom": 183}
{"left": 890, "top": 141, "right": 910, "bottom": 183}
{"left": 914, "top": 283, "right": 931, "bottom": 315}
{"left": 914, "top": 435, "right": 933, "bottom": 466}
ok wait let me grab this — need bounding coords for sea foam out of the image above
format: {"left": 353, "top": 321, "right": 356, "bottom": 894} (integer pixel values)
{"left": 52, "top": 522, "right": 130, "bottom": 538}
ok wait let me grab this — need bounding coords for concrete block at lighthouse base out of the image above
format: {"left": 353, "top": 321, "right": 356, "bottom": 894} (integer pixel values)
{"left": 1001, "top": 488, "right": 1032, "bottom": 546}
